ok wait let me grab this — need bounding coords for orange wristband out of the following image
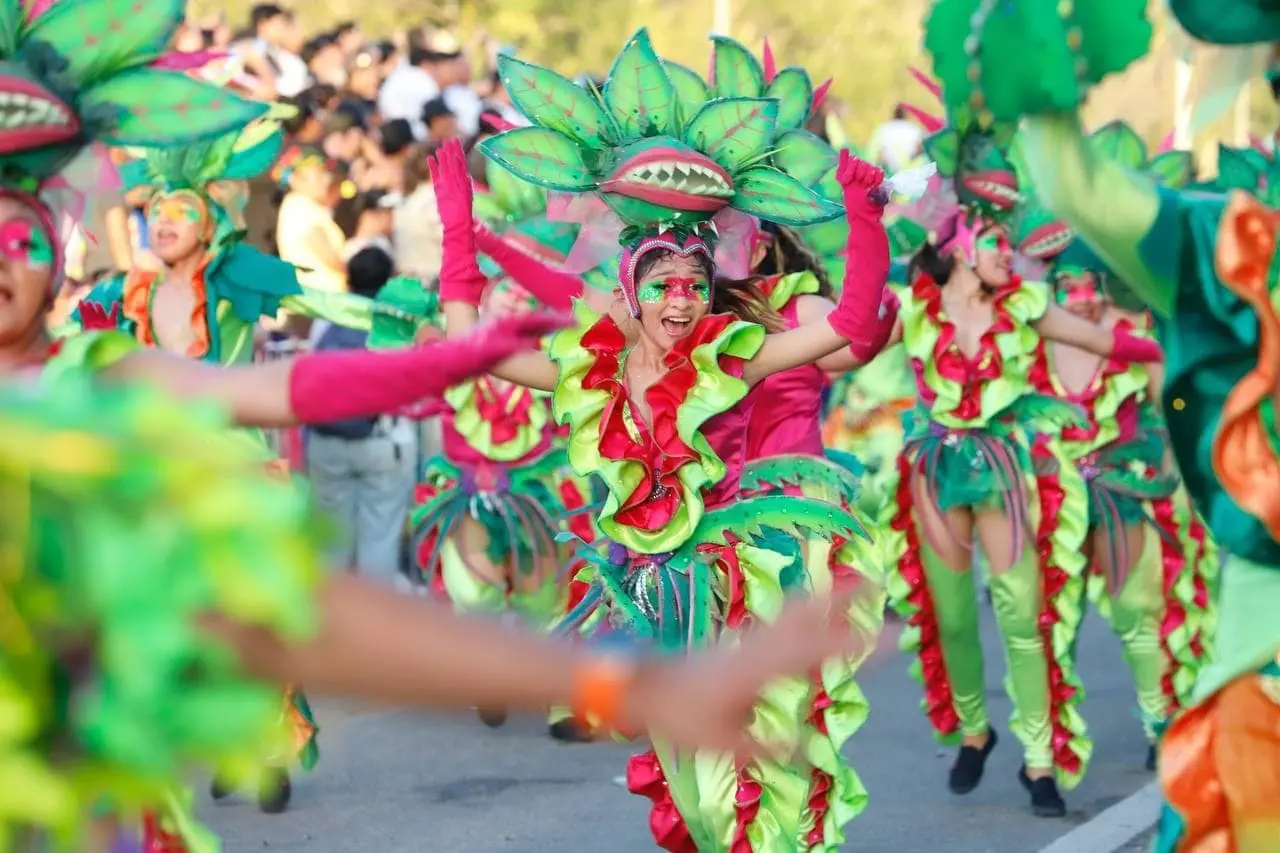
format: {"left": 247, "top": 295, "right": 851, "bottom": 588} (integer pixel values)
{"left": 570, "top": 656, "right": 638, "bottom": 731}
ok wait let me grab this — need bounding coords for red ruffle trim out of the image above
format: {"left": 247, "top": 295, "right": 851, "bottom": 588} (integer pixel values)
{"left": 1030, "top": 439, "right": 1083, "bottom": 777}
{"left": 1151, "top": 496, "right": 1192, "bottom": 713}
{"left": 413, "top": 481, "right": 450, "bottom": 600}
{"left": 473, "top": 378, "right": 536, "bottom": 444}
{"left": 581, "top": 314, "right": 740, "bottom": 533}
{"left": 1028, "top": 318, "right": 1134, "bottom": 444}
{"left": 911, "top": 273, "right": 1023, "bottom": 422}
{"left": 890, "top": 452, "right": 961, "bottom": 736}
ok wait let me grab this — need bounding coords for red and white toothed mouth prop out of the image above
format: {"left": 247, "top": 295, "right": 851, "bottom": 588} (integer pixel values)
{"left": 601, "top": 146, "right": 734, "bottom": 212}
{"left": 0, "top": 76, "right": 79, "bottom": 150}
{"left": 1020, "top": 222, "right": 1073, "bottom": 260}
{"left": 961, "top": 170, "right": 1019, "bottom": 207}
{"left": 502, "top": 231, "right": 569, "bottom": 267}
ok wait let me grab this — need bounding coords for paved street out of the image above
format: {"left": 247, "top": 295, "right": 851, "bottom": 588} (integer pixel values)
{"left": 201, "top": 607, "right": 1160, "bottom": 852}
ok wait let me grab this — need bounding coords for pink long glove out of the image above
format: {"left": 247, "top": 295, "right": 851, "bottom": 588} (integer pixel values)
{"left": 826, "top": 149, "right": 894, "bottom": 364}
{"left": 473, "top": 224, "right": 584, "bottom": 311}
{"left": 1109, "top": 327, "right": 1163, "bottom": 364}
{"left": 289, "top": 312, "right": 569, "bottom": 423}
{"left": 429, "top": 139, "right": 488, "bottom": 306}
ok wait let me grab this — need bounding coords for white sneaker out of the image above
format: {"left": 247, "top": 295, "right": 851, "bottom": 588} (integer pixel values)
{"left": 612, "top": 775, "right": 628, "bottom": 789}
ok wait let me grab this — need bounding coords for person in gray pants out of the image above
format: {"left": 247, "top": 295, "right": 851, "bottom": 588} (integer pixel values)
{"left": 306, "top": 247, "right": 418, "bottom": 589}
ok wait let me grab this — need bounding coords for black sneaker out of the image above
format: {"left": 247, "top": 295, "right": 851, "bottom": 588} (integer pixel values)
{"left": 948, "top": 727, "right": 998, "bottom": 794}
{"left": 1018, "top": 765, "right": 1066, "bottom": 818}
{"left": 1146, "top": 744, "right": 1157, "bottom": 772}
{"left": 210, "top": 774, "right": 235, "bottom": 801}
{"left": 258, "top": 766, "right": 292, "bottom": 814}
{"left": 549, "top": 718, "right": 595, "bottom": 743}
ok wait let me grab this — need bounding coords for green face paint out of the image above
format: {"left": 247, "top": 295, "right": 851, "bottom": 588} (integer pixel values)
{"left": 148, "top": 193, "right": 206, "bottom": 226}
{"left": 0, "top": 219, "right": 53, "bottom": 269}
{"left": 635, "top": 275, "right": 711, "bottom": 304}
{"left": 974, "top": 232, "right": 1009, "bottom": 254}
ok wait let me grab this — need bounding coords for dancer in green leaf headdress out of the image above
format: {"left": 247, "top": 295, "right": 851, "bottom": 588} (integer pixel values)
{"left": 920, "top": 0, "right": 1280, "bottom": 846}
{"left": 870, "top": 89, "right": 1170, "bottom": 816}
{"left": 435, "top": 24, "right": 904, "bottom": 850}
{"left": 1031, "top": 231, "right": 1218, "bottom": 771}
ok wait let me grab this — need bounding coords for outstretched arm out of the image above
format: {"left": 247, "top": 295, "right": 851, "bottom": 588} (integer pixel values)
{"left": 432, "top": 138, "right": 559, "bottom": 391}
{"left": 473, "top": 223, "right": 614, "bottom": 315}
{"left": 744, "top": 152, "right": 895, "bottom": 386}
{"left": 102, "top": 312, "right": 565, "bottom": 428}
{"left": 1033, "top": 304, "right": 1163, "bottom": 363}
{"left": 207, "top": 573, "right": 876, "bottom": 753}
{"left": 1020, "top": 112, "right": 1178, "bottom": 316}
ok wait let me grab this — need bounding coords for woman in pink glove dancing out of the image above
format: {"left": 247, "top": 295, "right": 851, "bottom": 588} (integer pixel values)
{"left": 435, "top": 29, "right": 897, "bottom": 852}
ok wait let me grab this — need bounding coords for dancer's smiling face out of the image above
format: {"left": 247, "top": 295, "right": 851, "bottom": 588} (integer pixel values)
{"left": 147, "top": 191, "right": 209, "bottom": 266}
{"left": 627, "top": 250, "right": 713, "bottom": 349}
{"left": 971, "top": 225, "right": 1013, "bottom": 288}
{"left": 0, "top": 195, "right": 55, "bottom": 348}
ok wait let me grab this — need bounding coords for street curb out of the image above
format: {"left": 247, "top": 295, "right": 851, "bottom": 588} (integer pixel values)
{"left": 1036, "top": 782, "right": 1160, "bottom": 853}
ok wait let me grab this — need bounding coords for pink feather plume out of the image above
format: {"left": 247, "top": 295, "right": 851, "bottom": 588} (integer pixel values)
{"left": 812, "top": 78, "right": 833, "bottom": 114}
{"left": 908, "top": 66, "right": 942, "bottom": 101}
{"left": 762, "top": 38, "right": 777, "bottom": 83}
{"left": 150, "top": 50, "right": 228, "bottom": 72}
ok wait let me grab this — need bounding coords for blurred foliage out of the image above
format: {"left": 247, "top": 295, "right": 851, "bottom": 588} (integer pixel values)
{"left": 193, "top": 0, "right": 1277, "bottom": 159}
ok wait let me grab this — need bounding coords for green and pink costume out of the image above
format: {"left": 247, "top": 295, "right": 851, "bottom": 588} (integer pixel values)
{"left": 439, "top": 28, "right": 893, "bottom": 851}
{"left": 920, "top": 0, "right": 1280, "bottom": 845}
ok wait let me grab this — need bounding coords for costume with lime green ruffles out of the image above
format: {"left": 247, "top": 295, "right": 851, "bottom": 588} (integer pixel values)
{"left": 410, "top": 376, "right": 600, "bottom": 631}
{"left": 3, "top": 332, "right": 323, "bottom": 853}
{"left": 551, "top": 302, "right": 879, "bottom": 853}
{"left": 885, "top": 274, "right": 1094, "bottom": 788}
{"left": 919, "top": 1, "right": 1279, "bottom": 845}
{"left": 1031, "top": 324, "right": 1217, "bottom": 742}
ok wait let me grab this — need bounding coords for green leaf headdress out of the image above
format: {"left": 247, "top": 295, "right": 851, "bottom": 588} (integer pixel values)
{"left": 479, "top": 29, "right": 843, "bottom": 314}
{"left": 369, "top": 275, "right": 441, "bottom": 350}
{"left": 472, "top": 155, "right": 580, "bottom": 279}
{"left": 1088, "top": 120, "right": 1196, "bottom": 190}
{"left": 0, "top": 0, "right": 267, "bottom": 285}
{"left": 115, "top": 111, "right": 289, "bottom": 249}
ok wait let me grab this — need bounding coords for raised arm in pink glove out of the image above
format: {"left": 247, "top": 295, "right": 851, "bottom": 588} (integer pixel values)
{"left": 826, "top": 150, "right": 895, "bottom": 364}
{"left": 429, "top": 139, "right": 488, "bottom": 306}
{"left": 472, "top": 224, "right": 584, "bottom": 311}
{"left": 289, "top": 312, "right": 568, "bottom": 423}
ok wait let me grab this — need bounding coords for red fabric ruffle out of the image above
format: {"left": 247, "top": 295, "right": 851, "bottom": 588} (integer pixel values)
{"left": 627, "top": 751, "right": 698, "bottom": 853}
{"left": 1151, "top": 496, "right": 1190, "bottom": 713}
{"left": 890, "top": 452, "right": 961, "bottom": 736}
{"left": 1030, "top": 439, "right": 1083, "bottom": 777}
{"left": 911, "top": 273, "right": 1023, "bottom": 422}
{"left": 582, "top": 314, "right": 740, "bottom": 533}
{"left": 473, "top": 378, "right": 536, "bottom": 444}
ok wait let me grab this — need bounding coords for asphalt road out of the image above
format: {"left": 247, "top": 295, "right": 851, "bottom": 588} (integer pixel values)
{"left": 200, "top": 606, "right": 1160, "bottom": 853}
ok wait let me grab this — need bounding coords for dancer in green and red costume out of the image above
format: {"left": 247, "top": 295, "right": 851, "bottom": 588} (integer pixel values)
{"left": 920, "top": 0, "right": 1280, "bottom": 846}
{"left": 436, "top": 26, "right": 903, "bottom": 851}
{"left": 1033, "top": 233, "right": 1218, "bottom": 772}
{"left": 877, "top": 108, "right": 1165, "bottom": 816}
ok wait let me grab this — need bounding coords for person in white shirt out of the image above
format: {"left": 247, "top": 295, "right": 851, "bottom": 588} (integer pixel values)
{"left": 378, "top": 43, "right": 478, "bottom": 139}
{"left": 246, "top": 4, "right": 310, "bottom": 97}
{"left": 865, "top": 106, "right": 925, "bottom": 175}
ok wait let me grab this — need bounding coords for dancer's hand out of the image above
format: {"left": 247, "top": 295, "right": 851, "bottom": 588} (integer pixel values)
{"left": 836, "top": 149, "right": 888, "bottom": 213}
{"left": 427, "top": 138, "right": 475, "bottom": 234}
{"left": 616, "top": 593, "right": 879, "bottom": 755}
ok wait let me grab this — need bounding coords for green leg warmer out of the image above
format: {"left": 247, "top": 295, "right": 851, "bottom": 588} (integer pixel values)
{"left": 988, "top": 544, "right": 1054, "bottom": 770}
{"left": 1101, "top": 526, "right": 1168, "bottom": 741}
{"left": 919, "top": 540, "right": 989, "bottom": 737}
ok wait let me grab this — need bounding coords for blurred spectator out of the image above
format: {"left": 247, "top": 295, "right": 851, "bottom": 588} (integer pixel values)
{"left": 480, "top": 68, "right": 523, "bottom": 128}
{"left": 363, "top": 118, "right": 414, "bottom": 193}
{"left": 865, "top": 105, "right": 924, "bottom": 174}
{"left": 303, "top": 32, "right": 347, "bottom": 88}
{"left": 305, "top": 245, "right": 418, "bottom": 591}
{"left": 332, "top": 21, "right": 362, "bottom": 57}
{"left": 421, "top": 96, "right": 458, "bottom": 143}
{"left": 393, "top": 142, "right": 443, "bottom": 281}
{"left": 378, "top": 32, "right": 477, "bottom": 139}
{"left": 276, "top": 148, "right": 347, "bottom": 293}
{"left": 343, "top": 47, "right": 383, "bottom": 124}
{"left": 249, "top": 4, "right": 310, "bottom": 96}
{"left": 320, "top": 105, "right": 366, "bottom": 163}
{"left": 336, "top": 189, "right": 397, "bottom": 261}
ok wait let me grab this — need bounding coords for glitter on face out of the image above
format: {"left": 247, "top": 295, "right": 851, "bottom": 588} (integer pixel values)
{"left": 635, "top": 275, "right": 711, "bottom": 304}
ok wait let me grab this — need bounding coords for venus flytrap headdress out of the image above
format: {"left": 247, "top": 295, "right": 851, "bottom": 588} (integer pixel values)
{"left": 0, "top": 0, "right": 266, "bottom": 287}
{"left": 116, "top": 111, "right": 289, "bottom": 248}
{"left": 479, "top": 28, "right": 842, "bottom": 315}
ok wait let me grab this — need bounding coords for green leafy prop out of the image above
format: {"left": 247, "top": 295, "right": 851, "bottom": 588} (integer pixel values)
{"left": 368, "top": 275, "right": 441, "bottom": 350}
{"left": 481, "top": 28, "right": 841, "bottom": 234}
{"left": 924, "top": 0, "right": 1152, "bottom": 124}
{"left": 1088, "top": 120, "right": 1195, "bottom": 189}
{"left": 0, "top": 378, "right": 325, "bottom": 845}
{"left": 0, "top": 0, "right": 266, "bottom": 189}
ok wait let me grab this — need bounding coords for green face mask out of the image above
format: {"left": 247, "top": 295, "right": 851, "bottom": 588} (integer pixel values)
{"left": 634, "top": 275, "right": 712, "bottom": 304}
